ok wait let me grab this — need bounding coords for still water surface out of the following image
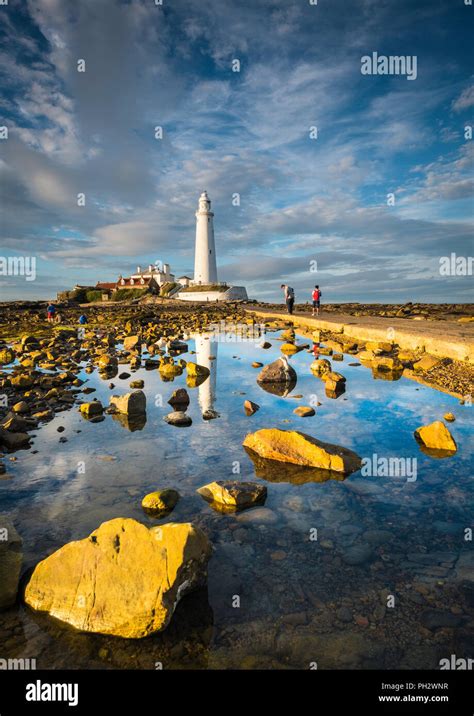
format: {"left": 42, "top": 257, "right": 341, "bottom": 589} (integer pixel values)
{"left": 0, "top": 330, "right": 472, "bottom": 669}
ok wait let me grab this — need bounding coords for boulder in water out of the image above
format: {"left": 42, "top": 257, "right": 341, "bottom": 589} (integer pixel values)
{"left": 197, "top": 480, "right": 267, "bottom": 511}
{"left": 142, "top": 489, "right": 180, "bottom": 516}
{"left": 414, "top": 421, "right": 457, "bottom": 454}
{"left": 243, "top": 428, "right": 361, "bottom": 475}
{"left": 109, "top": 390, "right": 146, "bottom": 415}
{"left": 257, "top": 357, "right": 296, "bottom": 384}
{"left": 24, "top": 518, "right": 212, "bottom": 638}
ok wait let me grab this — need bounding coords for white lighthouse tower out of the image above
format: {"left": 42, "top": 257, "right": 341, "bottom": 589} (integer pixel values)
{"left": 194, "top": 191, "right": 218, "bottom": 285}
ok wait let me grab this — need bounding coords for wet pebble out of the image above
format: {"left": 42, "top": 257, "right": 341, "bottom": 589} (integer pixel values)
{"left": 235, "top": 508, "right": 278, "bottom": 524}
{"left": 282, "top": 496, "right": 304, "bottom": 512}
{"left": 336, "top": 606, "right": 353, "bottom": 623}
{"left": 270, "top": 551, "right": 287, "bottom": 561}
{"left": 420, "top": 610, "right": 464, "bottom": 630}
{"left": 342, "top": 543, "right": 373, "bottom": 566}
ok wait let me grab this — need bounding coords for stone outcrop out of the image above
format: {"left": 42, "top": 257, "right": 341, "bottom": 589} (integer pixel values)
{"left": 0, "top": 349, "right": 15, "bottom": 365}
{"left": 293, "top": 406, "right": 315, "bottom": 417}
{"left": 197, "top": 480, "right": 267, "bottom": 511}
{"left": 98, "top": 354, "right": 118, "bottom": 370}
{"left": 0, "top": 428, "right": 31, "bottom": 449}
{"left": 257, "top": 357, "right": 296, "bottom": 384}
{"left": 79, "top": 401, "right": 104, "bottom": 418}
{"left": 243, "top": 428, "right": 361, "bottom": 475}
{"left": 142, "top": 489, "right": 180, "bottom": 516}
{"left": 123, "top": 335, "right": 141, "bottom": 352}
{"left": 24, "top": 518, "right": 212, "bottom": 638}
{"left": 109, "top": 390, "right": 146, "bottom": 415}
{"left": 244, "top": 400, "right": 260, "bottom": 415}
{"left": 159, "top": 362, "right": 183, "bottom": 379}
{"left": 310, "top": 358, "right": 331, "bottom": 376}
{"left": 413, "top": 354, "right": 440, "bottom": 372}
{"left": 414, "top": 421, "right": 457, "bottom": 453}
{"left": 168, "top": 388, "right": 190, "bottom": 410}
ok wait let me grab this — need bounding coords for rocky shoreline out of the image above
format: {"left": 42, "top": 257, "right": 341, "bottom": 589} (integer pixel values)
{"left": 0, "top": 299, "right": 471, "bottom": 664}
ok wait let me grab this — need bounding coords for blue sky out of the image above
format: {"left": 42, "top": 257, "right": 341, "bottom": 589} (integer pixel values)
{"left": 0, "top": 0, "right": 473, "bottom": 302}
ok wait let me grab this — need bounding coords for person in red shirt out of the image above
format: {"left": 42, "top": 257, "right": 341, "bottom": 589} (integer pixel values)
{"left": 312, "top": 285, "right": 321, "bottom": 316}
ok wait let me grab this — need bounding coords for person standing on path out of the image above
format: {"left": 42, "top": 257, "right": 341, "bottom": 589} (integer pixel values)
{"left": 281, "top": 284, "right": 295, "bottom": 315}
{"left": 312, "top": 285, "right": 321, "bottom": 316}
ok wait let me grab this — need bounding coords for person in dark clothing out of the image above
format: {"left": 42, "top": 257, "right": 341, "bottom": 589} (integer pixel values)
{"left": 281, "top": 284, "right": 295, "bottom": 315}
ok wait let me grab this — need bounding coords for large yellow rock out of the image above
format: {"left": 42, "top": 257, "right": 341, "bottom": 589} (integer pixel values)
{"left": 414, "top": 421, "right": 457, "bottom": 453}
{"left": 24, "top": 518, "right": 212, "bottom": 638}
{"left": 243, "top": 429, "right": 361, "bottom": 474}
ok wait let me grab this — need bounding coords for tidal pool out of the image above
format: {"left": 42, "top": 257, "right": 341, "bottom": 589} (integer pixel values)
{"left": 0, "top": 330, "right": 473, "bottom": 669}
